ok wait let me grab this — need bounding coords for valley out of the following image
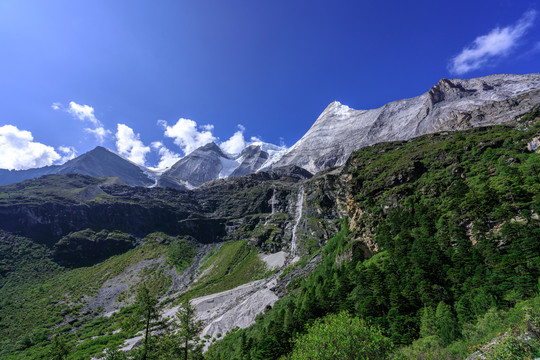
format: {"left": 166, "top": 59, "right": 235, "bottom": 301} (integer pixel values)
{"left": 0, "top": 75, "right": 539, "bottom": 359}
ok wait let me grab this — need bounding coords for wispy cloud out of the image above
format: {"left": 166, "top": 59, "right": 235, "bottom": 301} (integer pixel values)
{"left": 0, "top": 125, "right": 61, "bottom": 170}
{"left": 67, "top": 101, "right": 101, "bottom": 127}
{"left": 115, "top": 124, "right": 151, "bottom": 166}
{"left": 53, "top": 101, "right": 111, "bottom": 143}
{"left": 448, "top": 10, "right": 537, "bottom": 75}
{"left": 58, "top": 146, "right": 77, "bottom": 163}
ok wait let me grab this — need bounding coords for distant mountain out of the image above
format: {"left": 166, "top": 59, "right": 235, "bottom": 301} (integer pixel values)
{"left": 157, "top": 142, "right": 227, "bottom": 189}
{"left": 273, "top": 73, "right": 540, "bottom": 173}
{"left": 157, "top": 141, "right": 285, "bottom": 189}
{"left": 3, "top": 73, "right": 540, "bottom": 188}
{"left": 229, "top": 144, "right": 269, "bottom": 177}
{"left": 0, "top": 146, "right": 154, "bottom": 187}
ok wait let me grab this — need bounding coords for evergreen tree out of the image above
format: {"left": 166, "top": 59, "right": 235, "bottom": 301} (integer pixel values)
{"left": 435, "top": 301, "right": 459, "bottom": 346}
{"left": 176, "top": 298, "right": 202, "bottom": 360}
{"left": 134, "top": 285, "right": 161, "bottom": 360}
{"left": 419, "top": 306, "right": 437, "bottom": 338}
{"left": 455, "top": 297, "right": 474, "bottom": 325}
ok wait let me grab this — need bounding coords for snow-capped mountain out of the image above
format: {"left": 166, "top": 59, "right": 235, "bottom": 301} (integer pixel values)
{"left": 272, "top": 73, "right": 540, "bottom": 173}
{"left": 156, "top": 141, "right": 286, "bottom": 189}
{"left": 2, "top": 73, "right": 540, "bottom": 188}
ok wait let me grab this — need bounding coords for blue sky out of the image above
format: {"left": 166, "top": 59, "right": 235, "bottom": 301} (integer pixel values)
{"left": 1, "top": 0, "right": 539, "bottom": 170}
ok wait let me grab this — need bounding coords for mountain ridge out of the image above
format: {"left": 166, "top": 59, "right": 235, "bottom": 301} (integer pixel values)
{"left": 2, "top": 73, "right": 540, "bottom": 188}
{"left": 0, "top": 146, "right": 154, "bottom": 187}
{"left": 272, "top": 73, "right": 540, "bottom": 173}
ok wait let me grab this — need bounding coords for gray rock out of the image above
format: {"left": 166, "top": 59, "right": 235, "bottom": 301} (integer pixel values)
{"left": 230, "top": 144, "right": 269, "bottom": 177}
{"left": 273, "top": 73, "right": 540, "bottom": 173}
{"left": 158, "top": 142, "right": 227, "bottom": 188}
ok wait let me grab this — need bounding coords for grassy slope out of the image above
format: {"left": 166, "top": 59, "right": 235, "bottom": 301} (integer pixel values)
{"left": 0, "top": 233, "right": 269, "bottom": 359}
{"left": 178, "top": 240, "right": 270, "bottom": 302}
{"left": 0, "top": 233, "right": 170, "bottom": 359}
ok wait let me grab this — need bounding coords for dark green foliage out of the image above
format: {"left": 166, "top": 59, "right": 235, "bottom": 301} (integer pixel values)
{"left": 435, "top": 302, "right": 459, "bottom": 346}
{"left": 346, "top": 123, "right": 540, "bottom": 345}
{"left": 167, "top": 238, "right": 197, "bottom": 273}
{"left": 47, "top": 336, "right": 70, "bottom": 360}
{"left": 419, "top": 306, "right": 437, "bottom": 338}
{"left": 175, "top": 299, "right": 203, "bottom": 360}
{"left": 484, "top": 334, "right": 540, "bottom": 360}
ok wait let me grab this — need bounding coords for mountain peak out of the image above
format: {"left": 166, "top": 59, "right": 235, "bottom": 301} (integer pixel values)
{"left": 199, "top": 142, "right": 222, "bottom": 152}
{"left": 273, "top": 72, "right": 540, "bottom": 174}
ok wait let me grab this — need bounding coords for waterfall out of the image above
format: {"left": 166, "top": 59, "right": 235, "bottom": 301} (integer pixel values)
{"left": 270, "top": 187, "right": 277, "bottom": 215}
{"left": 290, "top": 185, "right": 304, "bottom": 256}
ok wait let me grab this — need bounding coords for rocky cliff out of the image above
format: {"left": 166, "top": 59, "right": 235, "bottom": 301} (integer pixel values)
{"left": 273, "top": 73, "right": 540, "bottom": 173}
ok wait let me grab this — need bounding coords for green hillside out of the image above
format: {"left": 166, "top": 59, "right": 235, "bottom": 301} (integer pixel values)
{"left": 207, "top": 111, "right": 540, "bottom": 359}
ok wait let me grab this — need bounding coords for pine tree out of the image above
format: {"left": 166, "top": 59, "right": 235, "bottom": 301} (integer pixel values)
{"left": 134, "top": 285, "right": 161, "bottom": 360}
{"left": 176, "top": 298, "right": 202, "bottom": 360}
{"left": 419, "top": 305, "right": 437, "bottom": 338}
{"left": 435, "top": 301, "right": 459, "bottom": 346}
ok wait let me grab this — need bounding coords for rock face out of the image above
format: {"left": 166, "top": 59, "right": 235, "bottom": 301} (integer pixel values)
{"left": 230, "top": 144, "right": 269, "bottom": 177}
{"left": 0, "top": 168, "right": 315, "bottom": 251}
{"left": 158, "top": 142, "right": 228, "bottom": 189}
{"left": 273, "top": 73, "right": 540, "bottom": 173}
{"left": 0, "top": 146, "right": 154, "bottom": 187}
{"left": 52, "top": 229, "right": 135, "bottom": 267}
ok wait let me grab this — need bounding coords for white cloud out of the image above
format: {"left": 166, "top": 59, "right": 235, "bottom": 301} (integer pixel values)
{"left": 149, "top": 141, "right": 181, "bottom": 171}
{"left": 68, "top": 101, "right": 101, "bottom": 126}
{"left": 58, "top": 146, "right": 77, "bottom": 163}
{"left": 51, "top": 102, "right": 62, "bottom": 110}
{"left": 85, "top": 126, "right": 111, "bottom": 143}
{"left": 64, "top": 101, "right": 111, "bottom": 143}
{"left": 448, "top": 10, "right": 537, "bottom": 74}
{"left": 160, "top": 118, "right": 217, "bottom": 156}
{"left": 220, "top": 125, "right": 247, "bottom": 154}
{"left": 115, "top": 124, "right": 151, "bottom": 166}
{"left": 0, "top": 125, "right": 61, "bottom": 170}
